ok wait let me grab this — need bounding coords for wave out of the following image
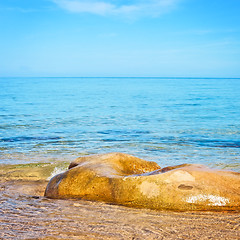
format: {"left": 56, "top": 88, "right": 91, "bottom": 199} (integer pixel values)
{"left": 0, "top": 136, "right": 62, "bottom": 142}
{"left": 153, "top": 137, "right": 240, "bottom": 148}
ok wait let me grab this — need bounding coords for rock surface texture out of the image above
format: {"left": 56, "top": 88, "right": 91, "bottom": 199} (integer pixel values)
{"left": 45, "top": 152, "right": 240, "bottom": 211}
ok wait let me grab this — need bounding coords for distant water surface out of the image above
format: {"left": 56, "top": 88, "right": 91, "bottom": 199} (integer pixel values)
{"left": 0, "top": 77, "right": 239, "bottom": 171}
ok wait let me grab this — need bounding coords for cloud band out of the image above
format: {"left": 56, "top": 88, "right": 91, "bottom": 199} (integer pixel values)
{"left": 52, "top": 0, "right": 182, "bottom": 18}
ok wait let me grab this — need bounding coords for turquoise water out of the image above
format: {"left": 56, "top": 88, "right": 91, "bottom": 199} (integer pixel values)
{"left": 0, "top": 77, "right": 240, "bottom": 171}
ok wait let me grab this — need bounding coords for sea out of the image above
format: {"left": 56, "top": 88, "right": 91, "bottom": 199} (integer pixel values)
{"left": 0, "top": 77, "right": 240, "bottom": 171}
{"left": 1, "top": 77, "right": 240, "bottom": 239}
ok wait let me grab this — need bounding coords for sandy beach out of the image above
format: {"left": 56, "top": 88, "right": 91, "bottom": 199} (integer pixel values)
{"left": 1, "top": 180, "right": 239, "bottom": 240}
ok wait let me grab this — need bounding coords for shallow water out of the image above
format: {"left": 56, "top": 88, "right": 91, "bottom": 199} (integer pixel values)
{"left": 0, "top": 77, "right": 240, "bottom": 171}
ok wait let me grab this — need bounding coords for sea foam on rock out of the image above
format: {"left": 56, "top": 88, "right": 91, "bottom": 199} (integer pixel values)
{"left": 44, "top": 152, "right": 240, "bottom": 211}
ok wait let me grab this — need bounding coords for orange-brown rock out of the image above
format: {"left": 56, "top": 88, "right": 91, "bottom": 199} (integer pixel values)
{"left": 44, "top": 152, "right": 240, "bottom": 211}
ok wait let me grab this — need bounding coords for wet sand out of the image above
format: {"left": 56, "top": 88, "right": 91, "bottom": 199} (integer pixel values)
{"left": 0, "top": 181, "right": 240, "bottom": 240}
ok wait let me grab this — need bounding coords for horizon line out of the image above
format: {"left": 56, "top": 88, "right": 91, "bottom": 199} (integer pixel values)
{"left": 1, "top": 76, "right": 240, "bottom": 79}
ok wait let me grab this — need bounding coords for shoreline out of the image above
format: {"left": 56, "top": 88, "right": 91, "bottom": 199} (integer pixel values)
{"left": 1, "top": 155, "right": 240, "bottom": 239}
{"left": 1, "top": 164, "right": 240, "bottom": 239}
{"left": 1, "top": 180, "right": 240, "bottom": 239}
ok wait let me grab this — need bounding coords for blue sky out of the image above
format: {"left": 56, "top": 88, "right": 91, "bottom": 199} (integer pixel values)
{"left": 0, "top": 0, "right": 240, "bottom": 77}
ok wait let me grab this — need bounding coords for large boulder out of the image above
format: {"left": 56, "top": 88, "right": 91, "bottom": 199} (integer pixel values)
{"left": 45, "top": 152, "right": 240, "bottom": 211}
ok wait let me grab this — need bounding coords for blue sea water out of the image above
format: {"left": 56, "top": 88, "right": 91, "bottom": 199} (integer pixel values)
{"left": 0, "top": 77, "right": 240, "bottom": 171}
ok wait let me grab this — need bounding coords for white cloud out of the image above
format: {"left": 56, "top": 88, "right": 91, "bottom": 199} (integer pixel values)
{"left": 52, "top": 1, "right": 115, "bottom": 15}
{"left": 52, "top": 0, "right": 182, "bottom": 17}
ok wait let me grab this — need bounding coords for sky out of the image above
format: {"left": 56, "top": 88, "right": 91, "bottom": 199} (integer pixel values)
{"left": 0, "top": 0, "right": 240, "bottom": 77}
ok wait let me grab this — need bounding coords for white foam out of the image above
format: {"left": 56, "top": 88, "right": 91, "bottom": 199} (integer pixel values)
{"left": 47, "top": 166, "right": 66, "bottom": 180}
